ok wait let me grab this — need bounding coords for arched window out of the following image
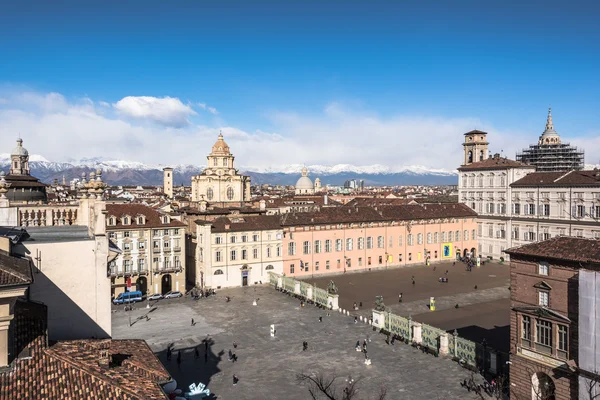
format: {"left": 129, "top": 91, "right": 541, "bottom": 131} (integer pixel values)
{"left": 265, "top": 265, "right": 274, "bottom": 270}
{"left": 227, "top": 187, "right": 234, "bottom": 200}
{"left": 467, "top": 151, "right": 473, "bottom": 163}
{"left": 206, "top": 188, "right": 214, "bottom": 201}
{"left": 214, "top": 269, "right": 224, "bottom": 275}
{"left": 479, "top": 150, "right": 484, "bottom": 161}
{"left": 223, "top": 158, "right": 227, "bottom": 166}
{"left": 417, "top": 233, "right": 423, "bottom": 245}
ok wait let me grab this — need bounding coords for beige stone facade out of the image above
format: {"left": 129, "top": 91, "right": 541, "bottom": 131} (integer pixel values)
{"left": 163, "top": 167, "right": 173, "bottom": 198}
{"left": 191, "top": 133, "right": 251, "bottom": 204}
{"left": 106, "top": 203, "right": 187, "bottom": 297}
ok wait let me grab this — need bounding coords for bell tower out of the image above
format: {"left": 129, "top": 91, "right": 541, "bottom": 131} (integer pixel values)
{"left": 462, "top": 130, "right": 489, "bottom": 165}
{"left": 163, "top": 167, "right": 173, "bottom": 198}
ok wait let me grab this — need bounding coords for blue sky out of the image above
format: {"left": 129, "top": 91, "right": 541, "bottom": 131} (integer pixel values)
{"left": 0, "top": 1, "right": 599, "bottom": 169}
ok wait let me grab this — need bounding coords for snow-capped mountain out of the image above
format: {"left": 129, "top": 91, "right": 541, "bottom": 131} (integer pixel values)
{"left": 0, "top": 154, "right": 459, "bottom": 186}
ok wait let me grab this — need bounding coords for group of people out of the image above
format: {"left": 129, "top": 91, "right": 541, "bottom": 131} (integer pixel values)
{"left": 190, "top": 288, "right": 216, "bottom": 301}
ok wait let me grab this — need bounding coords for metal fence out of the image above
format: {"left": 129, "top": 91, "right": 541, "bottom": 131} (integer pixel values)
{"left": 455, "top": 336, "right": 477, "bottom": 367}
{"left": 282, "top": 276, "right": 296, "bottom": 292}
{"left": 422, "top": 324, "right": 442, "bottom": 352}
{"left": 385, "top": 312, "right": 410, "bottom": 339}
{"left": 313, "top": 287, "right": 329, "bottom": 307}
{"left": 269, "top": 272, "right": 278, "bottom": 287}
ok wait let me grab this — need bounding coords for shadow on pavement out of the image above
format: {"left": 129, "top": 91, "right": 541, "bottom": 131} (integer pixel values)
{"left": 156, "top": 338, "right": 222, "bottom": 399}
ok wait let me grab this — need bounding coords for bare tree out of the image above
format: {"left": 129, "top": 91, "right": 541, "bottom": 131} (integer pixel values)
{"left": 583, "top": 371, "right": 600, "bottom": 400}
{"left": 297, "top": 371, "right": 387, "bottom": 400}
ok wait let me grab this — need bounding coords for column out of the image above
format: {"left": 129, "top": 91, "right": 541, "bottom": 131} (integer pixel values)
{"left": 0, "top": 315, "right": 13, "bottom": 367}
{"left": 412, "top": 322, "right": 422, "bottom": 344}
{"left": 439, "top": 333, "right": 449, "bottom": 356}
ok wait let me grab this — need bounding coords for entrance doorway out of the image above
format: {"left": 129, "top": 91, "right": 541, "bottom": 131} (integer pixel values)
{"left": 241, "top": 265, "right": 249, "bottom": 287}
{"left": 470, "top": 247, "right": 477, "bottom": 258}
{"left": 136, "top": 277, "right": 148, "bottom": 295}
{"left": 161, "top": 274, "right": 172, "bottom": 294}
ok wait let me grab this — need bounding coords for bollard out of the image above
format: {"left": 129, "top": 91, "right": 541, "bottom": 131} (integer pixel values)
{"left": 359, "top": 316, "right": 363, "bottom": 322}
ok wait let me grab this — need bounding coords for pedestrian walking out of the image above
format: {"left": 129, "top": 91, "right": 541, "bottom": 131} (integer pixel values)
{"left": 233, "top": 375, "right": 239, "bottom": 385}
{"left": 233, "top": 341, "right": 238, "bottom": 349}
{"left": 228, "top": 349, "right": 233, "bottom": 361}
{"left": 354, "top": 316, "right": 358, "bottom": 324}
{"left": 191, "top": 318, "right": 195, "bottom": 326}
{"left": 303, "top": 341, "right": 308, "bottom": 351}
{"left": 318, "top": 316, "right": 323, "bottom": 323}
{"left": 398, "top": 293, "right": 403, "bottom": 303}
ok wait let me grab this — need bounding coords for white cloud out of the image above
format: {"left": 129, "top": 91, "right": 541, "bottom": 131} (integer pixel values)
{"left": 0, "top": 90, "right": 597, "bottom": 172}
{"left": 197, "top": 102, "right": 219, "bottom": 115}
{"left": 114, "top": 96, "right": 196, "bottom": 127}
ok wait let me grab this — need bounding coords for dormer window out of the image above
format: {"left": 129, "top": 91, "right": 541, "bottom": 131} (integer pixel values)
{"left": 162, "top": 215, "right": 170, "bottom": 224}
{"left": 122, "top": 216, "right": 131, "bottom": 225}
{"left": 108, "top": 216, "right": 116, "bottom": 226}
{"left": 136, "top": 215, "right": 146, "bottom": 225}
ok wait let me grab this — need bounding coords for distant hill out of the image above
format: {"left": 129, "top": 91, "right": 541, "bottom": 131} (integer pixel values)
{"left": 0, "top": 154, "right": 458, "bottom": 186}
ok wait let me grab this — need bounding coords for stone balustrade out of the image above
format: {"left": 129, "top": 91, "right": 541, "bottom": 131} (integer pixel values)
{"left": 18, "top": 205, "right": 79, "bottom": 227}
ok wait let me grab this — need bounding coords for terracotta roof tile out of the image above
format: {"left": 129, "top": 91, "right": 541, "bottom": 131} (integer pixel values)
{"left": 510, "top": 170, "right": 600, "bottom": 187}
{"left": 505, "top": 236, "right": 600, "bottom": 264}
{"left": 106, "top": 203, "right": 185, "bottom": 230}
{"left": 458, "top": 156, "right": 532, "bottom": 171}
{"left": 211, "top": 215, "right": 282, "bottom": 233}
{"left": 0, "top": 252, "right": 33, "bottom": 287}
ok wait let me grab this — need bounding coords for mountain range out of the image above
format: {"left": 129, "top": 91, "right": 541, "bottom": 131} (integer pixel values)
{"left": 0, "top": 154, "right": 461, "bottom": 186}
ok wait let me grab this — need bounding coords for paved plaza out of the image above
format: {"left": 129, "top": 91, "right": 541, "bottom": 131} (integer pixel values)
{"left": 307, "top": 261, "right": 511, "bottom": 351}
{"left": 113, "top": 283, "right": 484, "bottom": 400}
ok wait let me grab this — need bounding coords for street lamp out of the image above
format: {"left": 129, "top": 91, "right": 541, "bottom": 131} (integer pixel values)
{"left": 384, "top": 253, "right": 388, "bottom": 270}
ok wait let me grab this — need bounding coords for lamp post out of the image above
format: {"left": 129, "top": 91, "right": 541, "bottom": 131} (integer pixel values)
{"left": 385, "top": 252, "right": 388, "bottom": 270}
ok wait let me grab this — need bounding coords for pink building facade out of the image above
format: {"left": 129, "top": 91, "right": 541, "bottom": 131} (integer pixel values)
{"left": 282, "top": 204, "right": 478, "bottom": 277}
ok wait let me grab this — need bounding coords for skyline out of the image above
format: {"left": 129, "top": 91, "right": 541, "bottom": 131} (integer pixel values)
{"left": 1, "top": 1, "right": 599, "bottom": 169}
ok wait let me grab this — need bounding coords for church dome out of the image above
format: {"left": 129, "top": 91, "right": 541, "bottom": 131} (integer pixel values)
{"left": 295, "top": 167, "right": 314, "bottom": 190}
{"left": 11, "top": 138, "right": 28, "bottom": 156}
{"left": 211, "top": 132, "right": 231, "bottom": 155}
{"left": 538, "top": 108, "right": 561, "bottom": 145}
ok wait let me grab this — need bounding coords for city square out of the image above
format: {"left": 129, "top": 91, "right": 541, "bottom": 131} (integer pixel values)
{"left": 111, "top": 262, "right": 509, "bottom": 399}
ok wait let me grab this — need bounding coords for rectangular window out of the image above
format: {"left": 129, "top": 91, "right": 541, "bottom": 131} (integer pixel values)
{"left": 407, "top": 234, "right": 414, "bottom": 246}
{"left": 164, "top": 229, "right": 169, "bottom": 235}
{"left": 164, "top": 257, "right": 170, "bottom": 269}
{"left": 153, "top": 229, "right": 160, "bottom": 237}
{"left": 266, "top": 247, "right": 272, "bottom": 258}
{"left": 358, "top": 257, "right": 362, "bottom": 266}
{"left": 242, "top": 249, "right": 247, "bottom": 260}
{"left": 314, "top": 240, "right": 322, "bottom": 253}
{"left": 326, "top": 260, "right": 330, "bottom": 270}
{"left": 535, "top": 320, "right": 552, "bottom": 354}
{"left": 538, "top": 262, "right": 549, "bottom": 276}
{"left": 346, "top": 238, "right": 353, "bottom": 251}
{"left": 358, "top": 237, "right": 364, "bottom": 250}
{"left": 577, "top": 205, "right": 586, "bottom": 218}
{"left": 377, "top": 236, "right": 384, "bottom": 248}
{"left": 336, "top": 239, "right": 342, "bottom": 251}
{"left": 123, "top": 242, "right": 131, "bottom": 250}
{"left": 417, "top": 233, "right": 423, "bottom": 245}
{"left": 231, "top": 236, "right": 237, "bottom": 244}
{"left": 215, "top": 236, "right": 222, "bottom": 244}
{"left": 290, "top": 264, "right": 295, "bottom": 274}
{"left": 367, "top": 237, "right": 373, "bottom": 249}
{"left": 253, "top": 234, "right": 259, "bottom": 242}
{"left": 398, "top": 254, "right": 402, "bottom": 262}
{"left": 164, "top": 240, "right": 170, "bottom": 248}
{"left": 303, "top": 241, "right": 311, "bottom": 255}
{"left": 253, "top": 248, "right": 258, "bottom": 259}
{"left": 153, "top": 240, "right": 160, "bottom": 248}
{"left": 408, "top": 253, "right": 412, "bottom": 261}
{"left": 174, "top": 229, "right": 180, "bottom": 235}
{"left": 378, "top": 256, "right": 383, "bottom": 265}
{"left": 123, "top": 231, "right": 130, "bottom": 238}
{"left": 325, "top": 240, "right": 332, "bottom": 252}
{"left": 138, "top": 241, "right": 145, "bottom": 249}
{"left": 108, "top": 232, "right": 116, "bottom": 239}
{"left": 367, "top": 257, "right": 371, "bottom": 265}
{"left": 521, "top": 315, "right": 531, "bottom": 347}
{"left": 288, "top": 242, "right": 296, "bottom": 256}
{"left": 242, "top": 235, "right": 247, "bottom": 242}
{"left": 398, "top": 235, "right": 403, "bottom": 246}
{"left": 315, "top": 261, "right": 319, "bottom": 271}
{"left": 434, "top": 232, "right": 438, "bottom": 243}
{"left": 427, "top": 233, "right": 432, "bottom": 244}
{"left": 557, "top": 325, "right": 568, "bottom": 358}
{"left": 539, "top": 291, "right": 549, "bottom": 307}
{"left": 137, "top": 258, "right": 145, "bottom": 271}
{"left": 542, "top": 204, "right": 550, "bottom": 216}
{"left": 277, "top": 246, "right": 281, "bottom": 257}
{"left": 215, "top": 251, "right": 221, "bottom": 262}
{"left": 230, "top": 250, "right": 237, "bottom": 261}
{"left": 388, "top": 236, "right": 393, "bottom": 248}
{"left": 514, "top": 203, "right": 520, "bottom": 215}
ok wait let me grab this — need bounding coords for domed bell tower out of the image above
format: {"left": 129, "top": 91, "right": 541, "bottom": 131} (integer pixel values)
{"left": 10, "top": 138, "right": 30, "bottom": 175}
{"left": 462, "top": 130, "right": 489, "bottom": 165}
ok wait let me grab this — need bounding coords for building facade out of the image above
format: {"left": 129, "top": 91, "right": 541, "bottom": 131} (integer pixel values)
{"left": 506, "top": 237, "right": 600, "bottom": 400}
{"left": 516, "top": 108, "right": 584, "bottom": 172}
{"left": 282, "top": 204, "right": 478, "bottom": 277}
{"left": 194, "top": 215, "right": 284, "bottom": 289}
{"left": 191, "top": 133, "right": 251, "bottom": 204}
{"left": 106, "top": 204, "right": 187, "bottom": 297}
{"left": 458, "top": 130, "right": 600, "bottom": 261}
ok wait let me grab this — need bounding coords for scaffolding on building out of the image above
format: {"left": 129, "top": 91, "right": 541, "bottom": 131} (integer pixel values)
{"left": 516, "top": 143, "right": 584, "bottom": 172}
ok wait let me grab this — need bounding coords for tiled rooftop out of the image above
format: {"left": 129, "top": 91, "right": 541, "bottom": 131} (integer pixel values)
{"left": 510, "top": 169, "right": 600, "bottom": 187}
{"left": 505, "top": 236, "right": 600, "bottom": 264}
{"left": 0, "top": 252, "right": 32, "bottom": 287}
{"left": 458, "top": 156, "right": 531, "bottom": 171}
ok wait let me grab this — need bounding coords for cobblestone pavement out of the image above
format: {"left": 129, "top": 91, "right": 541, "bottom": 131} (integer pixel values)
{"left": 113, "top": 285, "right": 482, "bottom": 400}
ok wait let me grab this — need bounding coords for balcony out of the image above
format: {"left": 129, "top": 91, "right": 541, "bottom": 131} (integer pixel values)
{"left": 154, "top": 266, "right": 183, "bottom": 275}
{"left": 108, "top": 267, "right": 148, "bottom": 277}
{"left": 172, "top": 247, "right": 182, "bottom": 252}
{"left": 152, "top": 247, "right": 161, "bottom": 254}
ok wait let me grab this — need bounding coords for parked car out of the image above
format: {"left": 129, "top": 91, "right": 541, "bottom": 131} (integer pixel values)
{"left": 113, "top": 290, "right": 143, "bottom": 305}
{"left": 147, "top": 293, "right": 163, "bottom": 301}
{"left": 164, "top": 291, "right": 183, "bottom": 299}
